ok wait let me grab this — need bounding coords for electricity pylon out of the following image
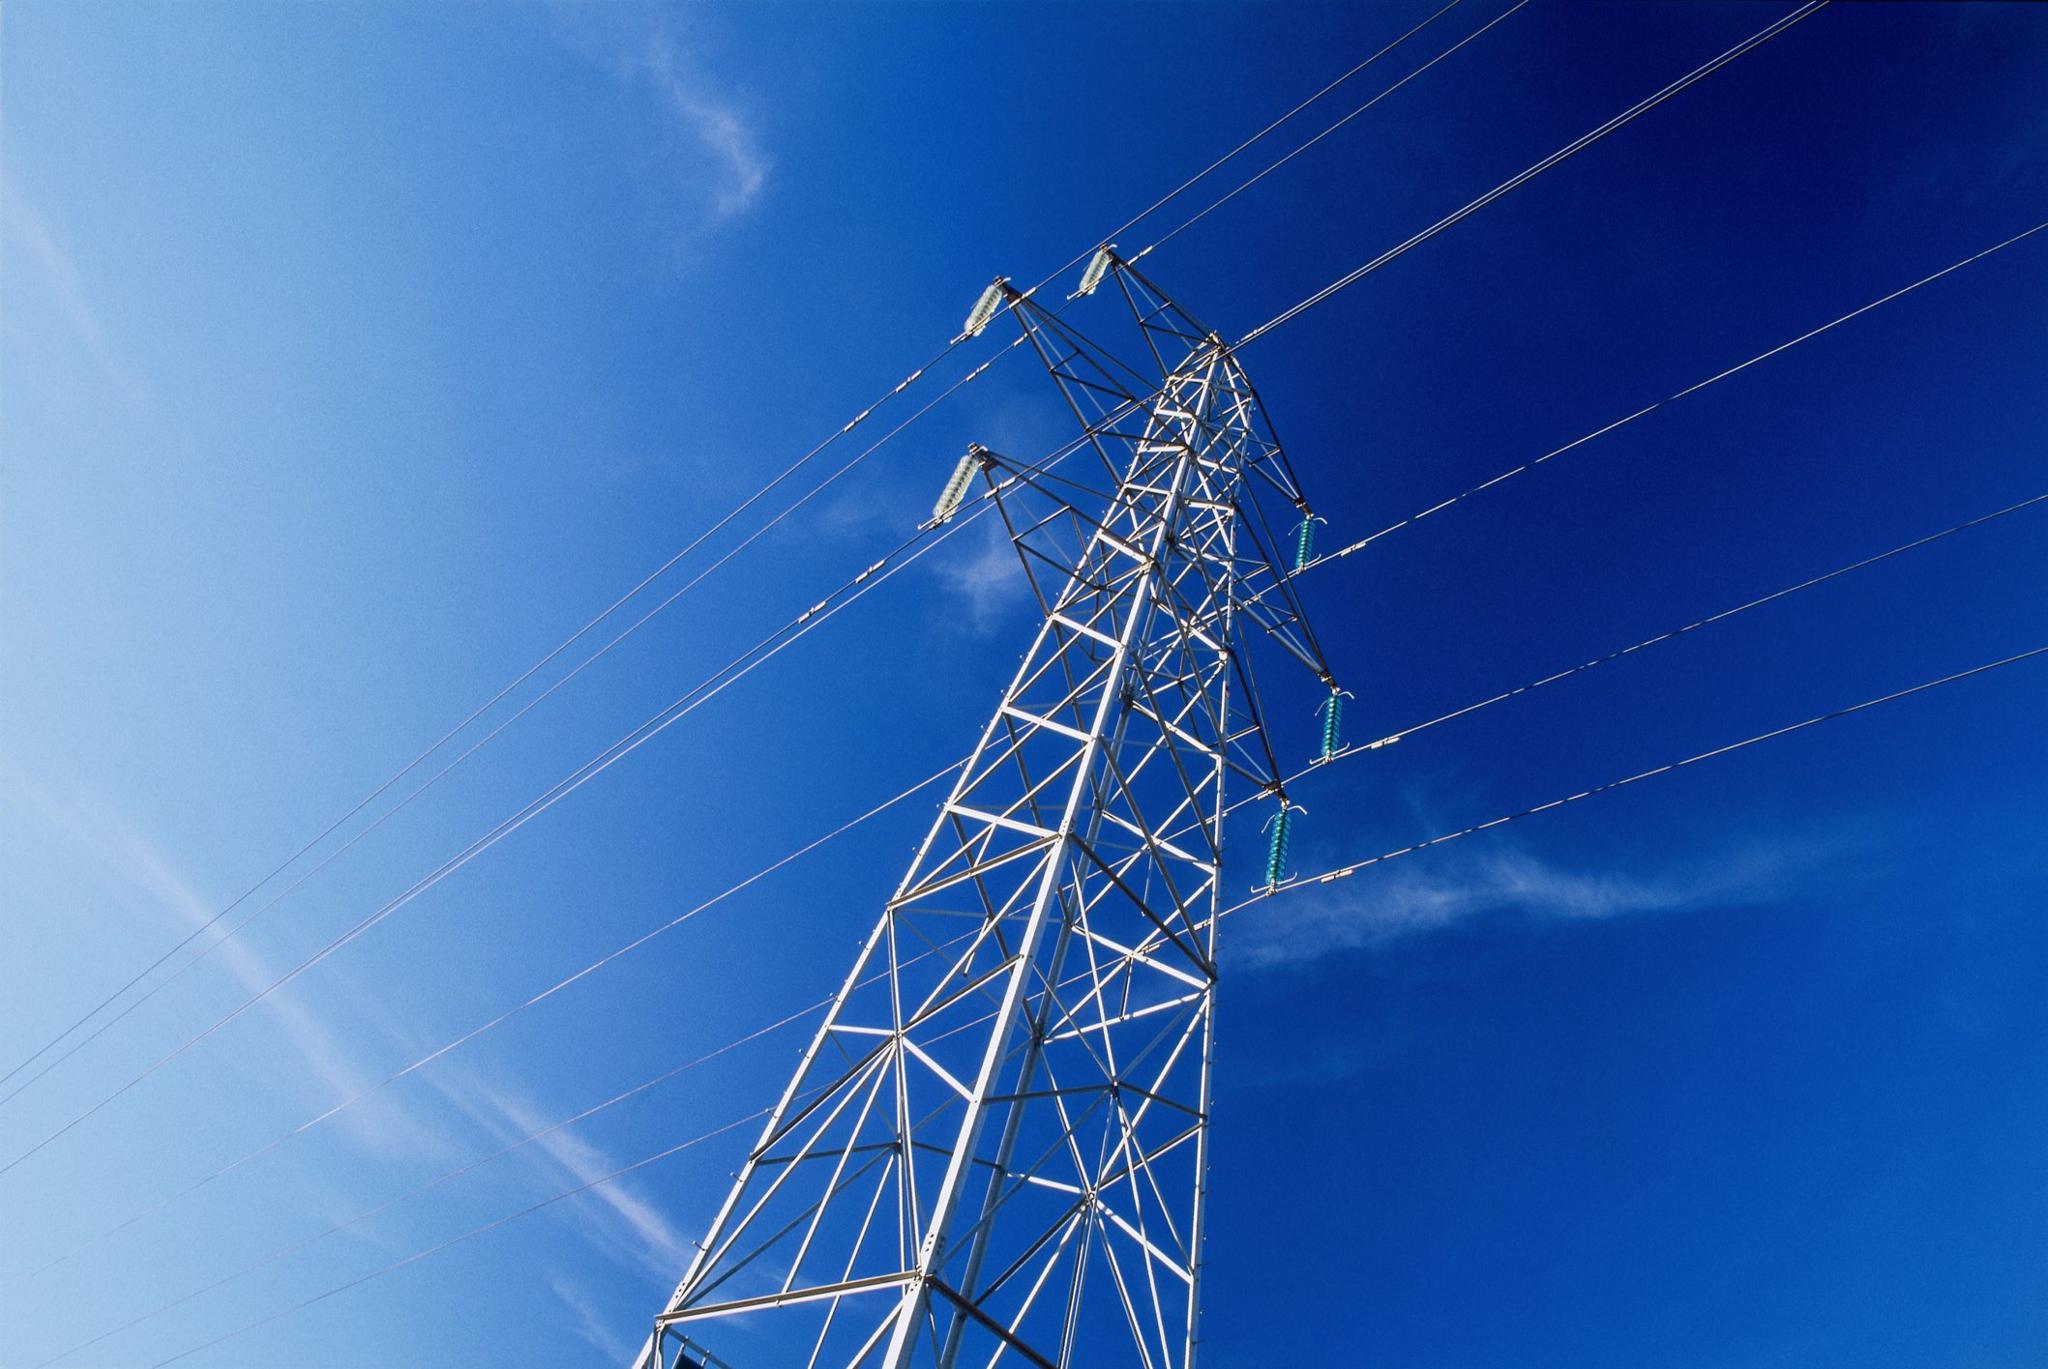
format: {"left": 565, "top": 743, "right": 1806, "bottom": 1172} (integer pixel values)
{"left": 637, "top": 251, "right": 1334, "bottom": 1369}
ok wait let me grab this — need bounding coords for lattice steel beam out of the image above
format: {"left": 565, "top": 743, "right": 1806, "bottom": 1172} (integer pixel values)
{"left": 636, "top": 252, "right": 1332, "bottom": 1369}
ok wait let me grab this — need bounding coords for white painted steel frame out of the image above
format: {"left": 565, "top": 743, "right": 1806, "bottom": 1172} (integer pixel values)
{"left": 637, "top": 258, "right": 1329, "bottom": 1369}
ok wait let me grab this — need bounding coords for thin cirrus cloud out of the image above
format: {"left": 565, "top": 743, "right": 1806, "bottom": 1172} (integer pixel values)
{"left": 2, "top": 767, "right": 694, "bottom": 1282}
{"left": 1, "top": 768, "right": 451, "bottom": 1162}
{"left": 1235, "top": 831, "right": 1863, "bottom": 970}
{"left": 546, "top": 7, "right": 770, "bottom": 231}
{"left": 425, "top": 1062, "right": 694, "bottom": 1286}
{"left": 550, "top": 1274, "right": 636, "bottom": 1364}
{"left": 0, "top": 174, "right": 144, "bottom": 405}
{"left": 934, "top": 512, "right": 1032, "bottom": 637}
{"left": 643, "top": 35, "right": 769, "bottom": 221}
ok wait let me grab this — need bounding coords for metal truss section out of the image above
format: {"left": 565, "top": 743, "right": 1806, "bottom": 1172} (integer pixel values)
{"left": 636, "top": 253, "right": 1332, "bottom": 1369}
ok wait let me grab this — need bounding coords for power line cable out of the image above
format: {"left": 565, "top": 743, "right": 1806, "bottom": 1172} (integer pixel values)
{"left": 144, "top": 1106, "right": 772, "bottom": 1369}
{"left": 28, "top": 926, "right": 983, "bottom": 1366}
{"left": 1232, "top": 643, "right": 2048, "bottom": 907}
{"left": 0, "top": 0, "right": 1483, "bottom": 1100}
{"left": 1293, "top": 220, "right": 2048, "bottom": 571}
{"left": 1134, "top": 0, "right": 1531, "bottom": 260}
{"left": 85, "top": 636, "right": 2048, "bottom": 1366}
{"left": 0, "top": 338, "right": 1025, "bottom": 1117}
{"left": 7, "top": 761, "right": 963, "bottom": 1287}
{"left": 30, "top": 1058, "right": 791, "bottom": 1368}
{"left": 0, "top": 0, "right": 1875, "bottom": 1180}
{"left": 1322, "top": 488, "right": 2048, "bottom": 760}
{"left": 1202, "top": 486, "right": 2048, "bottom": 837}
{"left": 1239, "top": 0, "right": 1829, "bottom": 345}
{"left": 0, "top": 334, "right": 956, "bottom": 1095}
{"left": 0, "top": 500, "right": 997, "bottom": 1179}
{"left": 1014, "top": 0, "right": 1473, "bottom": 301}
{"left": 0, "top": 422, "right": 1125, "bottom": 1180}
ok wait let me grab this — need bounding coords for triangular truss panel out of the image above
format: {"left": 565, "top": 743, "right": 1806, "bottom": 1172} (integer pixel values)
{"left": 638, "top": 254, "right": 1333, "bottom": 1369}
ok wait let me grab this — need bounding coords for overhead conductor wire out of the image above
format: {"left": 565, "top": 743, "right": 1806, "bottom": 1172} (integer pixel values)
{"left": 76, "top": 918, "right": 1070, "bottom": 1368}
{"left": 0, "top": 415, "right": 1128, "bottom": 1182}
{"left": 1294, "top": 219, "right": 2048, "bottom": 570}
{"left": 1132, "top": 0, "right": 1533, "bottom": 259}
{"left": 1186, "top": 482, "right": 2048, "bottom": 851}
{"left": 0, "top": 0, "right": 1843, "bottom": 1180}
{"left": 0, "top": 0, "right": 1844, "bottom": 1177}
{"left": 0, "top": 504, "right": 983, "bottom": 1179}
{"left": 22, "top": 7, "right": 2038, "bottom": 1352}
{"left": 1238, "top": 0, "right": 1830, "bottom": 346}
{"left": 1326, "top": 488, "right": 2048, "bottom": 760}
{"left": 1228, "top": 645, "right": 2048, "bottom": 908}
{"left": 1, "top": 0, "right": 1503, "bottom": 1104}
{"left": 0, "top": 335, "right": 964, "bottom": 1095}
{"left": 8, "top": 762, "right": 964, "bottom": 1287}
{"left": 98, "top": 641, "right": 2048, "bottom": 1369}
{"left": 0, "top": 336, "right": 1027, "bottom": 1116}
{"left": 30, "top": 929, "right": 985, "bottom": 1367}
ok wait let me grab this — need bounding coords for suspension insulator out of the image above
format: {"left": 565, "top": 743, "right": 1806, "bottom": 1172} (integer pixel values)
{"left": 1263, "top": 806, "right": 1293, "bottom": 889}
{"left": 1077, "top": 245, "right": 1116, "bottom": 297}
{"left": 1293, "top": 517, "right": 1315, "bottom": 571}
{"left": 933, "top": 445, "right": 987, "bottom": 525}
{"left": 1319, "top": 693, "right": 1343, "bottom": 759}
{"left": 962, "top": 279, "right": 1009, "bottom": 339}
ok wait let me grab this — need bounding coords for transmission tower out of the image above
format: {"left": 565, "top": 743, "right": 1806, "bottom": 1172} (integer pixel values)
{"left": 636, "top": 251, "right": 1336, "bottom": 1369}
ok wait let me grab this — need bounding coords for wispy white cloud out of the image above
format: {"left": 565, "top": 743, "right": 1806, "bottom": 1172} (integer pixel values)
{"left": 5, "top": 764, "right": 698, "bottom": 1286}
{"left": 1, "top": 174, "right": 144, "bottom": 403}
{"left": 425, "top": 1063, "right": 693, "bottom": 1285}
{"left": 550, "top": 1274, "right": 635, "bottom": 1365}
{"left": 642, "top": 36, "right": 768, "bottom": 221}
{"left": 922, "top": 389, "right": 1103, "bottom": 635}
{"left": 1237, "top": 832, "right": 1861, "bottom": 970}
{"left": 932, "top": 511, "right": 1030, "bottom": 636}
{"left": 1, "top": 767, "right": 447, "bottom": 1160}
{"left": 546, "top": 7, "right": 770, "bottom": 234}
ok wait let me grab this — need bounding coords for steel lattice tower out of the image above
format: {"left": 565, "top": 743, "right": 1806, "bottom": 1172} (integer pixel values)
{"left": 637, "top": 253, "right": 1334, "bottom": 1369}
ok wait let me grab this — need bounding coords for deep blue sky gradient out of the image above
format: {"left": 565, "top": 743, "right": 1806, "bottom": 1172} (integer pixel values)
{"left": 3, "top": 3, "right": 2044, "bottom": 1367}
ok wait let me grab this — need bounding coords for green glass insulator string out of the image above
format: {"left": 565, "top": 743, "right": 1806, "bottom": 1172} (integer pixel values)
{"left": 1263, "top": 806, "right": 1294, "bottom": 889}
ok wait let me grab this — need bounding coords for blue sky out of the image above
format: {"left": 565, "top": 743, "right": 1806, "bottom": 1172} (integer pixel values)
{"left": 2, "top": 2, "right": 2044, "bottom": 1366}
